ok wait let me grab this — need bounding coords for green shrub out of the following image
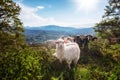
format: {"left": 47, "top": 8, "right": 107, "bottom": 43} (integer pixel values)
{"left": 0, "top": 48, "right": 42, "bottom": 80}
{"left": 88, "top": 39, "right": 120, "bottom": 80}
{"left": 74, "top": 67, "right": 90, "bottom": 80}
{"left": 1, "top": 41, "right": 120, "bottom": 80}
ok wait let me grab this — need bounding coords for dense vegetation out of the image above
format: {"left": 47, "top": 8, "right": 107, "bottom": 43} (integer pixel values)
{"left": 0, "top": 0, "right": 120, "bottom": 80}
{"left": 94, "top": 0, "right": 120, "bottom": 43}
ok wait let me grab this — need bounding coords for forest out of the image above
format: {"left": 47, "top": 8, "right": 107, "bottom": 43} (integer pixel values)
{"left": 0, "top": 0, "right": 120, "bottom": 80}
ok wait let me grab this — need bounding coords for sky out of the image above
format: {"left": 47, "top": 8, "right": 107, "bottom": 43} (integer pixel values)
{"left": 15, "top": 0, "right": 108, "bottom": 28}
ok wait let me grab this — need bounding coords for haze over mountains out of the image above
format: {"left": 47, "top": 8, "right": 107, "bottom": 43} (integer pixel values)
{"left": 24, "top": 25, "right": 95, "bottom": 43}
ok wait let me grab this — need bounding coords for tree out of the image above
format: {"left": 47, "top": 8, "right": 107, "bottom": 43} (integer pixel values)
{"left": 94, "top": 0, "right": 120, "bottom": 43}
{"left": 104, "top": 0, "right": 120, "bottom": 17}
{"left": 0, "top": 0, "right": 25, "bottom": 51}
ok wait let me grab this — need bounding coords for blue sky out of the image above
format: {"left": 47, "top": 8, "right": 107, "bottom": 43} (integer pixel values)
{"left": 15, "top": 0, "right": 108, "bottom": 28}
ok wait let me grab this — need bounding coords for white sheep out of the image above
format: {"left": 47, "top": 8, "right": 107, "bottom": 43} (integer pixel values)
{"left": 53, "top": 39, "right": 80, "bottom": 69}
{"left": 44, "top": 40, "right": 56, "bottom": 49}
{"left": 66, "top": 37, "right": 74, "bottom": 42}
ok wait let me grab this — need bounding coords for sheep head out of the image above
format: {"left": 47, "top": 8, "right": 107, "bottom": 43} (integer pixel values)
{"left": 55, "top": 39, "right": 65, "bottom": 49}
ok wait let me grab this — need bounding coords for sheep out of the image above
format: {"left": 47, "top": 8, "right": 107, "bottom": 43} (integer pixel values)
{"left": 65, "top": 37, "right": 74, "bottom": 42}
{"left": 44, "top": 40, "right": 56, "bottom": 49}
{"left": 59, "top": 36, "right": 74, "bottom": 43}
{"left": 53, "top": 38, "right": 80, "bottom": 69}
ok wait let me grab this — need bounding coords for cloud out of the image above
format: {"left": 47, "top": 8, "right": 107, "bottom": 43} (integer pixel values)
{"left": 15, "top": 1, "right": 104, "bottom": 28}
{"left": 37, "top": 6, "right": 45, "bottom": 10}
{"left": 73, "top": 0, "right": 100, "bottom": 13}
{"left": 16, "top": 2, "right": 69, "bottom": 27}
{"left": 15, "top": 0, "right": 24, "bottom": 3}
{"left": 16, "top": 2, "right": 58, "bottom": 27}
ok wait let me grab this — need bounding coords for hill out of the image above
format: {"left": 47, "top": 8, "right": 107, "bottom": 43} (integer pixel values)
{"left": 24, "top": 25, "right": 95, "bottom": 43}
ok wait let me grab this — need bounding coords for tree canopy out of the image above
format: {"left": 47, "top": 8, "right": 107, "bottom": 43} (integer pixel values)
{"left": 104, "top": 0, "right": 120, "bottom": 17}
{"left": 0, "top": 0, "right": 25, "bottom": 51}
{"left": 94, "top": 0, "right": 120, "bottom": 43}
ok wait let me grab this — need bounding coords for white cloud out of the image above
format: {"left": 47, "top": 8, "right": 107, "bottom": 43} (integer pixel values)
{"left": 15, "top": 0, "right": 24, "bottom": 3}
{"left": 17, "top": 3, "right": 61, "bottom": 27}
{"left": 37, "top": 6, "right": 45, "bottom": 10}
{"left": 73, "top": 0, "right": 100, "bottom": 13}
{"left": 16, "top": 1, "right": 104, "bottom": 28}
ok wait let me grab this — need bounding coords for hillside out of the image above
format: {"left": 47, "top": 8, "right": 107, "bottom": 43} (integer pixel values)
{"left": 24, "top": 25, "right": 95, "bottom": 43}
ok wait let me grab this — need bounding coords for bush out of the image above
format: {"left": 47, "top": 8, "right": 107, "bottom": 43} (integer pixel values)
{"left": 0, "top": 47, "right": 42, "bottom": 80}
{"left": 1, "top": 40, "right": 120, "bottom": 80}
{"left": 88, "top": 39, "right": 120, "bottom": 80}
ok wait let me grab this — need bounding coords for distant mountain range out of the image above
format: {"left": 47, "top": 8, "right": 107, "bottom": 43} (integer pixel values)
{"left": 24, "top": 25, "right": 95, "bottom": 43}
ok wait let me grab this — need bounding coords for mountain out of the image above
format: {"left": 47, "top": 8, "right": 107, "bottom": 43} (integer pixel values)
{"left": 25, "top": 25, "right": 76, "bottom": 32}
{"left": 25, "top": 25, "right": 94, "bottom": 34}
{"left": 24, "top": 25, "right": 95, "bottom": 43}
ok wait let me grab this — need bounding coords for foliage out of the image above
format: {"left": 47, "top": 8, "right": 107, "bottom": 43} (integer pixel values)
{"left": 0, "top": 0, "right": 25, "bottom": 52}
{"left": 89, "top": 39, "right": 120, "bottom": 60}
{"left": 88, "top": 40, "right": 120, "bottom": 80}
{"left": 74, "top": 67, "right": 90, "bottom": 80}
{"left": 94, "top": 17, "right": 120, "bottom": 39}
{"left": 92, "top": 1, "right": 120, "bottom": 79}
{"left": 94, "top": 0, "right": 120, "bottom": 43}
{"left": 0, "top": 47, "right": 42, "bottom": 80}
{"left": 1, "top": 40, "right": 120, "bottom": 80}
{"left": 104, "top": 0, "right": 120, "bottom": 17}
{"left": 0, "top": 46, "right": 90, "bottom": 80}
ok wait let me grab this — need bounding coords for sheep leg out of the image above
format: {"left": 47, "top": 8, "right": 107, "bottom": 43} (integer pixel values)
{"left": 73, "top": 59, "right": 78, "bottom": 66}
{"left": 67, "top": 60, "right": 71, "bottom": 69}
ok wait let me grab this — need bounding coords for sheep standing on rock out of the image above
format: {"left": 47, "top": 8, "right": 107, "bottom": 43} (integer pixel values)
{"left": 53, "top": 39, "right": 80, "bottom": 69}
